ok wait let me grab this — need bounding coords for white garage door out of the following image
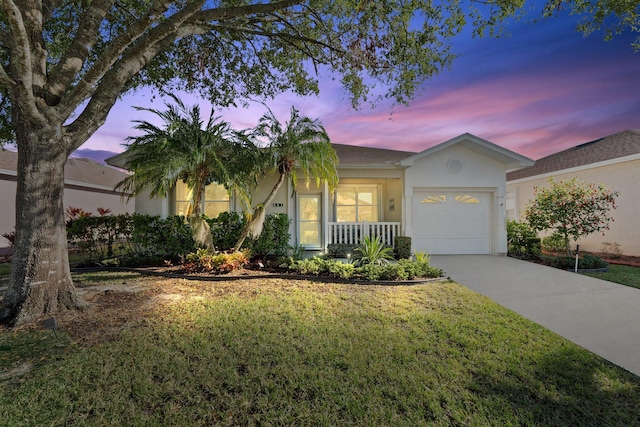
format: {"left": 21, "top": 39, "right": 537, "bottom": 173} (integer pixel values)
{"left": 412, "top": 191, "right": 491, "bottom": 254}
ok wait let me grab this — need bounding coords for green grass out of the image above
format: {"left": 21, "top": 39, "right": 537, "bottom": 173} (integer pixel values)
{"left": 0, "top": 263, "right": 9, "bottom": 281}
{"left": 1, "top": 275, "right": 639, "bottom": 426}
{"left": 583, "top": 264, "right": 640, "bottom": 289}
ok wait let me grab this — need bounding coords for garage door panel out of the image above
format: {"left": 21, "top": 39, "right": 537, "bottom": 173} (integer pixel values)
{"left": 413, "top": 191, "right": 491, "bottom": 254}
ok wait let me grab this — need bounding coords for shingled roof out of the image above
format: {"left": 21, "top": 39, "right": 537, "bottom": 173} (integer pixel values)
{"left": 332, "top": 143, "right": 415, "bottom": 166}
{"left": 0, "top": 149, "right": 129, "bottom": 190}
{"left": 507, "top": 129, "right": 640, "bottom": 181}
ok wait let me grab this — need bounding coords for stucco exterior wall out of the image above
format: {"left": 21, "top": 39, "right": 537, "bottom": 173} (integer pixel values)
{"left": 64, "top": 185, "right": 133, "bottom": 216}
{"left": 252, "top": 173, "right": 290, "bottom": 217}
{"left": 404, "top": 145, "right": 508, "bottom": 254}
{"left": 507, "top": 158, "right": 640, "bottom": 256}
{"left": 383, "top": 178, "right": 403, "bottom": 224}
{"left": 135, "top": 188, "right": 168, "bottom": 217}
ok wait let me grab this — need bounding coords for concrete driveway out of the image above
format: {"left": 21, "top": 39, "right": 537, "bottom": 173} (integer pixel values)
{"left": 430, "top": 255, "right": 640, "bottom": 378}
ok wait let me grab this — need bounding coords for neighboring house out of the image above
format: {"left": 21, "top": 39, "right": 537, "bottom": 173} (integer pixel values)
{"left": 0, "top": 150, "right": 134, "bottom": 251}
{"left": 507, "top": 129, "right": 640, "bottom": 256}
{"left": 107, "top": 133, "right": 533, "bottom": 255}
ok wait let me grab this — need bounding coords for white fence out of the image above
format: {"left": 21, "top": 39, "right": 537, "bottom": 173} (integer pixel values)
{"left": 327, "top": 222, "right": 401, "bottom": 247}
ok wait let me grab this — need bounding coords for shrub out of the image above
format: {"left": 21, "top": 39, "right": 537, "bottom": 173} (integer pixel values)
{"left": 394, "top": 236, "right": 412, "bottom": 259}
{"left": 353, "top": 235, "right": 395, "bottom": 266}
{"left": 397, "top": 259, "right": 442, "bottom": 279}
{"left": 541, "top": 232, "right": 567, "bottom": 254}
{"left": 207, "top": 212, "right": 291, "bottom": 258}
{"left": 291, "top": 257, "right": 329, "bottom": 276}
{"left": 288, "top": 257, "right": 443, "bottom": 281}
{"left": 507, "top": 220, "right": 540, "bottom": 259}
{"left": 327, "top": 243, "right": 358, "bottom": 258}
{"left": 356, "top": 264, "right": 383, "bottom": 281}
{"left": 65, "top": 206, "right": 92, "bottom": 227}
{"left": 184, "top": 248, "right": 250, "bottom": 274}
{"left": 67, "top": 214, "right": 133, "bottom": 262}
{"left": 539, "top": 254, "right": 607, "bottom": 270}
{"left": 377, "top": 263, "right": 409, "bottom": 281}
{"left": 130, "top": 214, "right": 195, "bottom": 260}
{"left": 67, "top": 213, "right": 196, "bottom": 265}
{"left": 207, "top": 212, "right": 245, "bottom": 251}
{"left": 251, "top": 213, "right": 291, "bottom": 258}
{"left": 328, "top": 262, "right": 355, "bottom": 279}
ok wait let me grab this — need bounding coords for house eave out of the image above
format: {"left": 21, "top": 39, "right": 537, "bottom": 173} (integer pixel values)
{"left": 507, "top": 152, "right": 640, "bottom": 184}
{"left": 337, "top": 163, "right": 408, "bottom": 170}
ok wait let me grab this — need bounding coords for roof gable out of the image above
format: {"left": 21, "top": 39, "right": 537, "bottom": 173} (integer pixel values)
{"left": 400, "top": 133, "right": 533, "bottom": 171}
{"left": 507, "top": 129, "right": 640, "bottom": 181}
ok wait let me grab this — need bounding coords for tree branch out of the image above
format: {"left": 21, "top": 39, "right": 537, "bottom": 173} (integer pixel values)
{"left": 42, "top": 0, "right": 63, "bottom": 21}
{"left": 45, "top": 0, "right": 117, "bottom": 104}
{"left": 64, "top": 34, "right": 177, "bottom": 150}
{"left": 60, "top": 0, "right": 305, "bottom": 118}
{"left": 193, "top": 0, "right": 303, "bottom": 22}
{"left": 0, "top": 0, "right": 42, "bottom": 120}
{"left": 63, "top": 0, "right": 309, "bottom": 147}
{"left": 0, "top": 63, "right": 15, "bottom": 90}
{"left": 58, "top": 1, "right": 176, "bottom": 116}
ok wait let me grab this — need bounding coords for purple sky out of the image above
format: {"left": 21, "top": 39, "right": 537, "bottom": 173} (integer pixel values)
{"left": 78, "top": 8, "right": 640, "bottom": 162}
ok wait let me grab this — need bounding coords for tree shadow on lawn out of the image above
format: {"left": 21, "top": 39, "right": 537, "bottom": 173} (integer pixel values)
{"left": 469, "top": 346, "right": 640, "bottom": 425}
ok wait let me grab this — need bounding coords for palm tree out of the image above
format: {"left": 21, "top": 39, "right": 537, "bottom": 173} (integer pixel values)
{"left": 233, "top": 106, "right": 339, "bottom": 250}
{"left": 116, "top": 95, "right": 258, "bottom": 217}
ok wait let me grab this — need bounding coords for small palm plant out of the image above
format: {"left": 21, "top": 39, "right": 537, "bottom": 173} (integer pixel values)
{"left": 353, "top": 235, "right": 395, "bottom": 266}
{"left": 413, "top": 251, "right": 431, "bottom": 264}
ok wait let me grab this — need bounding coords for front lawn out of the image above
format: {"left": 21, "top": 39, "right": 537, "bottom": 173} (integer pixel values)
{"left": 583, "top": 264, "right": 640, "bottom": 289}
{"left": 1, "top": 272, "right": 639, "bottom": 426}
{"left": 0, "top": 263, "right": 9, "bottom": 280}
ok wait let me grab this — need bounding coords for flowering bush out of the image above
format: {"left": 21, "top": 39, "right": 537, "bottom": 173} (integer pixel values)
{"left": 524, "top": 178, "right": 618, "bottom": 256}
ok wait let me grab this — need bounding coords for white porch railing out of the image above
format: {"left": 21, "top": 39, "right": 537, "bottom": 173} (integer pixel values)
{"left": 328, "top": 222, "right": 401, "bottom": 247}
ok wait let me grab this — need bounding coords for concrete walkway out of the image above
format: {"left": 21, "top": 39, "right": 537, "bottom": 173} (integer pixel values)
{"left": 430, "top": 255, "right": 640, "bottom": 377}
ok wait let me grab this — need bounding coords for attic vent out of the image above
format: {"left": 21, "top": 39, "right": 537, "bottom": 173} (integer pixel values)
{"left": 447, "top": 158, "right": 463, "bottom": 174}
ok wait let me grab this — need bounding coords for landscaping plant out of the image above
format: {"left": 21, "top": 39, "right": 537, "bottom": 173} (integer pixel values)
{"left": 413, "top": 251, "right": 431, "bottom": 264}
{"left": 184, "top": 249, "right": 251, "bottom": 274}
{"left": 541, "top": 232, "right": 567, "bottom": 254}
{"left": 208, "top": 212, "right": 291, "bottom": 258}
{"left": 506, "top": 220, "right": 541, "bottom": 259}
{"left": 394, "top": 236, "right": 412, "bottom": 259}
{"left": 524, "top": 178, "right": 618, "bottom": 256}
{"left": 288, "top": 257, "right": 442, "bottom": 281}
{"left": 353, "top": 235, "right": 395, "bottom": 266}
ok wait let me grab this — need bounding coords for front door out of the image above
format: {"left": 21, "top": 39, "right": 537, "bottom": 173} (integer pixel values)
{"left": 298, "top": 194, "right": 322, "bottom": 249}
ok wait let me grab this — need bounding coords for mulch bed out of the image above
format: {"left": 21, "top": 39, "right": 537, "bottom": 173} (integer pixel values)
{"left": 587, "top": 252, "right": 640, "bottom": 267}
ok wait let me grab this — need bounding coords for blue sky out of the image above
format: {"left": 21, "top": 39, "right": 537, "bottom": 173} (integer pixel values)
{"left": 78, "top": 6, "right": 640, "bottom": 162}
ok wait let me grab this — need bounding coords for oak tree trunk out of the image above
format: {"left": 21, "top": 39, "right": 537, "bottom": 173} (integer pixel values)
{"left": 0, "top": 123, "right": 84, "bottom": 326}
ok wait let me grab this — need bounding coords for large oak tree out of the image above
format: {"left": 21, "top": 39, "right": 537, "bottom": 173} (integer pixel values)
{"left": 0, "top": 0, "right": 636, "bottom": 325}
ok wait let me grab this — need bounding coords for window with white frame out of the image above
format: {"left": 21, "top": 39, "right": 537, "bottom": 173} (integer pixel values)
{"left": 174, "top": 180, "right": 230, "bottom": 217}
{"left": 335, "top": 185, "right": 380, "bottom": 222}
